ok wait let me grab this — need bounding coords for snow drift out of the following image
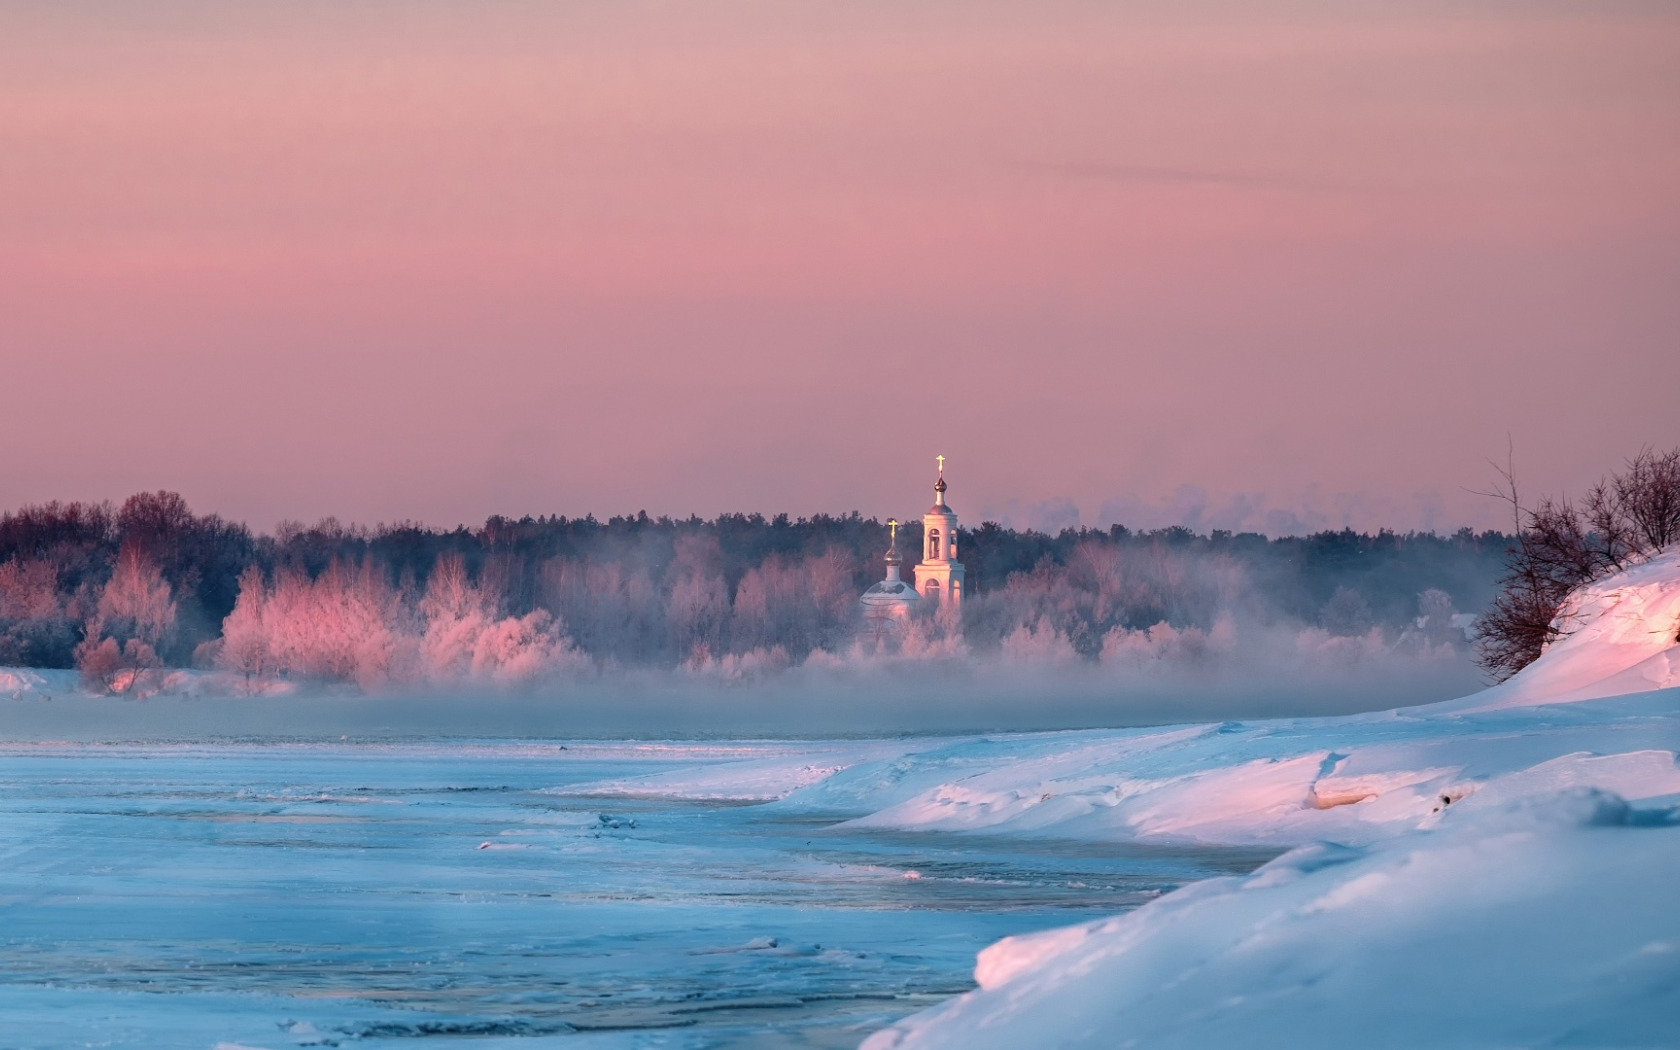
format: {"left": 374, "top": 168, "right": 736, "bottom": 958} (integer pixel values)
{"left": 865, "top": 788, "right": 1679, "bottom": 1050}
{"left": 854, "top": 550, "right": 1680, "bottom": 1049}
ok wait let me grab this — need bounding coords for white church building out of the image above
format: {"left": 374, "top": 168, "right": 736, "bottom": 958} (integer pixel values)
{"left": 859, "top": 457, "right": 966, "bottom": 627}
{"left": 913, "top": 456, "right": 965, "bottom": 605}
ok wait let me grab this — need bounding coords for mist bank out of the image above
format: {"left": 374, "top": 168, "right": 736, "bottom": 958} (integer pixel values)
{"left": 0, "top": 645, "right": 1484, "bottom": 741}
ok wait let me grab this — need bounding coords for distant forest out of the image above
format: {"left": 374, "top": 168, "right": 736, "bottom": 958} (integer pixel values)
{"left": 0, "top": 492, "right": 1513, "bottom": 687}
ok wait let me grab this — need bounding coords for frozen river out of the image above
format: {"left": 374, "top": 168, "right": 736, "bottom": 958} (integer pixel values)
{"left": 0, "top": 741, "right": 1275, "bottom": 1049}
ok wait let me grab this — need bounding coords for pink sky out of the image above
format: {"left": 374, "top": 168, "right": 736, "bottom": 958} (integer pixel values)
{"left": 2, "top": 1, "right": 1676, "bottom": 534}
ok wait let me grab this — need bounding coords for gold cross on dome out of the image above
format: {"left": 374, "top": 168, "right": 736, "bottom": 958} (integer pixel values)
{"left": 936, "top": 455, "right": 945, "bottom": 474}
{"left": 887, "top": 518, "right": 899, "bottom": 541}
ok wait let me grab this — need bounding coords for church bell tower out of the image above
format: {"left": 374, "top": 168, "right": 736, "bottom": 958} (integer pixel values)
{"left": 914, "top": 455, "right": 965, "bottom": 606}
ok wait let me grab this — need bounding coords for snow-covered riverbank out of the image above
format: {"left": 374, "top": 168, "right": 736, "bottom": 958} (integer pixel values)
{"left": 850, "top": 551, "right": 1680, "bottom": 1049}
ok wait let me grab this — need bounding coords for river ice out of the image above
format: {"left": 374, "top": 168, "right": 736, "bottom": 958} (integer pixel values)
{"left": 0, "top": 740, "right": 1271, "bottom": 1049}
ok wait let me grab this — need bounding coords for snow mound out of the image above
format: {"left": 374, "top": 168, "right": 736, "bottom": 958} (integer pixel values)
{"left": 819, "top": 712, "right": 1680, "bottom": 848}
{"left": 0, "top": 665, "right": 300, "bottom": 702}
{"left": 864, "top": 789, "right": 1680, "bottom": 1050}
{"left": 0, "top": 667, "right": 79, "bottom": 699}
{"left": 1449, "top": 546, "right": 1680, "bottom": 712}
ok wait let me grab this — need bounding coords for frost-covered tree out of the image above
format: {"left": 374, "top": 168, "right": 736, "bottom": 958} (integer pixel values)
{"left": 666, "top": 535, "right": 729, "bottom": 663}
{"left": 466, "top": 609, "right": 580, "bottom": 682}
{"left": 962, "top": 539, "right": 1248, "bottom": 660}
{"left": 415, "top": 553, "right": 583, "bottom": 683}
{"left": 0, "top": 558, "right": 60, "bottom": 621}
{"left": 230, "top": 558, "right": 407, "bottom": 688}
{"left": 215, "top": 565, "right": 271, "bottom": 684}
{"left": 730, "top": 549, "right": 857, "bottom": 659}
{"left": 419, "top": 552, "right": 491, "bottom": 678}
{"left": 210, "top": 552, "right": 582, "bottom": 689}
{"left": 73, "top": 624, "right": 161, "bottom": 695}
{"left": 540, "top": 557, "right": 666, "bottom": 665}
{"left": 1320, "top": 586, "right": 1373, "bottom": 638}
{"left": 998, "top": 617, "right": 1079, "bottom": 663}
{"left": 96, "top": 543, "right": 177, "bottom": 648}
{"left": 75, "top": 545, "right": 176, "bottom": 692}
{"left": 1416, "top": 588, "right": 1462, "bottom": 648}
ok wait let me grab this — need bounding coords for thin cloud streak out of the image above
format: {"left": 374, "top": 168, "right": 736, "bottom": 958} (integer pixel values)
{"left": 1020, "top": 160, "right": 1324, "bottom": 192}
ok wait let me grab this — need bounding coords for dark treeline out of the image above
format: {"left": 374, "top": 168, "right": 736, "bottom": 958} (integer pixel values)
{"left": 0, "top": 491, "right": 1513, "bottom": 681}
{"left": 0, "top": 493, "right": 252, "bottom": 668}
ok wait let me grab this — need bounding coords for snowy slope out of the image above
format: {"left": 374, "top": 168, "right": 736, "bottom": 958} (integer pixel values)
{"left": 854, "top": 552, "right": 1680, "bottom": 1050}
{"left": 1444, "top": 546, "right": 1680, "bottom": 712}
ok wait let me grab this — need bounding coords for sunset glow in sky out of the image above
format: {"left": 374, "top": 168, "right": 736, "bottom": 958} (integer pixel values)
{"left": 3, "top": 1, "right": 1677, "bottom": 533}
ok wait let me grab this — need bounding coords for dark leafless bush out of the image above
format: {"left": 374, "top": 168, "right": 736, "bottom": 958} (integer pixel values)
{"left": 1476, "top": 447, "right": 1680, "bottom": 681}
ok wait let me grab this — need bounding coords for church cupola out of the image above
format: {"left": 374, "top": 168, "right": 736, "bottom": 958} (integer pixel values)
{"left": 883, "top": 518, "right": 904, "bottom": 576}
{"left": 860, "top": 517, "right": 921, "bottom": 627}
